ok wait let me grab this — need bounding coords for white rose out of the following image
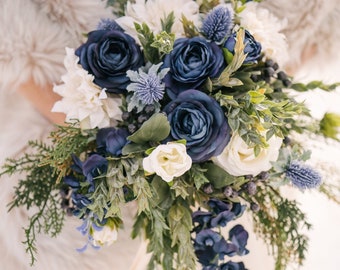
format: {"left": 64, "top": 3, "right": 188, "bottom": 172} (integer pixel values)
{"left": 213, "top": 133, "right": 283, "bottom": 176}
{"left": 91, "top": 224, "right": 118, "bottom": 247}
{"left": 143, "top": 142, "right": 192, "bottom": 182}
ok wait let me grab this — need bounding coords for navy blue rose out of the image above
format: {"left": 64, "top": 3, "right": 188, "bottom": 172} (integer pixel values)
{"left": 96, "top": 127, "right": 129, "bottom": 156}
{"left": 163, "top": 37, "right": 225, "bottom": 98}
{"left": 163, "top": 90, "right": 231, "bottom": 162}
{"left": 75, "top": 29, "right": 144, "bottom": 93}
{"left": 224, "top": 30, "right": 261, "bottom": 63}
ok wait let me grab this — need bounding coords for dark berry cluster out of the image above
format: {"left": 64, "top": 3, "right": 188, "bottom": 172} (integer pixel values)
{"left": 121, "top": 104, "right": 156, "bottom": 134}
{"left": 202, "top": 171, "right": 270, "bottom": 214}
{"left": 251, "top": 59, "right": 292, "bottom": 89}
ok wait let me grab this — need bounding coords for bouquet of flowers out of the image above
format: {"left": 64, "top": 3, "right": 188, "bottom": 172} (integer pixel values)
{"left": 2, "top": 0, "right": 340, "bottom": 269}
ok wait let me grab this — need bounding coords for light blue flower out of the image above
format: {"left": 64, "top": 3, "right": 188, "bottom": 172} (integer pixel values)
{"left": 126, "top": 63, "right": 169, "bottom": 112}
{"left": 201, "top": 4, "right": 234, "bottom": 43}
{"left": 286, "top": 161, "right": 322, "bottom": 189}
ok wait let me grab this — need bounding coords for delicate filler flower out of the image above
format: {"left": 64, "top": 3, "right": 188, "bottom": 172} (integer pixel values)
{"left": 143, "top": 142, "right": 192, "bottom": 182}
{"left": 201, "top": 4, "right": 234, "bottom": 43}
{"left": 213, "top": 133, "right": 282, "bottom": 176}
{"left": 116, "top": 0, "right": 200, "bottom": 41}
{"left": 52, "top": 48, "right": 122, "bottom": 130}
{"left": 286, "top": 161, "right": 322, "bottom": 189}
{"left": 126, "top": 63, "right": 169, "bottom": 112}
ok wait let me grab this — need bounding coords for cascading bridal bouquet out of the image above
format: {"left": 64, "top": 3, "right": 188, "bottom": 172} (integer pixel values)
{"left": 2, "top": 0, "right": 340, "bottom": 269}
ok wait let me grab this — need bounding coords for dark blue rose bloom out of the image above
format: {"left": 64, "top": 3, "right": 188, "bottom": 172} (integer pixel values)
{"left": 229, "top": 225, "right": 249, "bottom": 256}
{"left": 163, "top": 90, "right": 231, "bottom": 162}
{"left": 96, "top": 127, "right": 129, "bottom": 156}
{"left": 82, "top": 154, "right": 108, "bottom": 192}
{"left": 163, "top": 37, "right": 225, "bottom": 98}
{"left": 75, "top": 29, "right": 144, "bottom": 93}
{"left": 224, "top": 30, "right": 261, "bottom": 63}
{"left": 220, "top": 261, "right": 247, "bottom": 270}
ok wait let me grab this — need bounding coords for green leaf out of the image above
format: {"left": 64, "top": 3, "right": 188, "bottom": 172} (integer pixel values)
{"left": 151, "top": 175, "right": 173, "bottom": 208}
{"left": 249, "top": 90, "right": 266, "bottom": 104}
{"left": 202, "top": 163, "right": 237, "bottom": 188}
{"left": 181, "top": 15, "right": 199, "bottom": 38}
{"left": 127, "top": 113, "right": 171, "bottom": 144}
{"left": 122, "top": 143, "right": 149, "bottom": 155}
{"left": 161, "top": 11, "right": 175, "bottom": 33}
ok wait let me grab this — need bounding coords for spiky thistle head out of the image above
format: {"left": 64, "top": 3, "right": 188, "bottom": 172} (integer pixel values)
{"left": 286, "top": 161, "right": 322, "bottom": 190}
{"left": 201, "top": 4, "right": 234, "bottom": 43}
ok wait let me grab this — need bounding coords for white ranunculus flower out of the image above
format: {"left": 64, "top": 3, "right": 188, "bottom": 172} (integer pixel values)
{"left": 116, "top": 0, "right": 201, "bottom": 41}
{"left": 213, "top": 133, "right": 283, "bottom": 177}
{"left": 143, "top": 142, "right": 192, "bottom": 182}
{"left": 52, "top": 47, "right": 122, "bottom": 130}
{"left": 91, "top": 225, "right": 118, "bottom": 247}
{"left": 239, "top": 2, "right": 288, "bottom": 66}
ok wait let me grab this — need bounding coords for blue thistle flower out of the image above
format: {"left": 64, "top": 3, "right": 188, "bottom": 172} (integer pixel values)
{"left": 201, "top": 5, "right": 234, "bottom": 43}
{"left": 286, "top": 161, "right": 322, "bottom": 189}
{"left": 126, "top": 63, "right": 169, "bottom": 112}
{"left": 97, "top": 18, "right": 123, "bottom": 31}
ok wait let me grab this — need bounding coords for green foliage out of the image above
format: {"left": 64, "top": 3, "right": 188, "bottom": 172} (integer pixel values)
{"left": 181, "top": 15, "right": 200, "bottom": 38}
{"left": 161, "top": 12, "right": 175, "bottom": 33}
{"left": 127, "top": 113, "right": 171, "bottom": 144}
{"left": 213, "top": 30, "right": 247, "bottom": 88}
{"left": 44, "top": 124, "right": 96, "bottom": 182}
{"left": 134, "top": 22, "right": 160, "bottom": 63}
{"left": 320, "top": 112, "right": 340, "bottom": 140}
{"left": 202, "top": 163, "right": 237, "bottom": 188}
{"left": 291, "top": 80, "right": 340, "bottom": 92}
{"left": 1, "top": 140, "right": 64, "bottom": 266}
{"left": 151, "top": 31, "right": 175, "bottom": 56}
{"left": 168, "top": 199, "right": 196, "bottom": 270}
{"left": 252, "top": 183, "right": 311, "bottom": 270}
{"left": 198, "top": 0, "right": 221, "bottom": 13}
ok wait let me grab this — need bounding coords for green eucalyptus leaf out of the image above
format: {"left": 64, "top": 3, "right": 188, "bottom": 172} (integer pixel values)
{"left": 202, "top": 163, "right": 236, "bottom": 188}
{"left": 151, "top": 175, "right": 173, "bottom": 208}
{"left": 122, "top": 143, "right": 149, "bottom": 155}
{"left": 127, "top": 113, "right": 170, "bottom": 144}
